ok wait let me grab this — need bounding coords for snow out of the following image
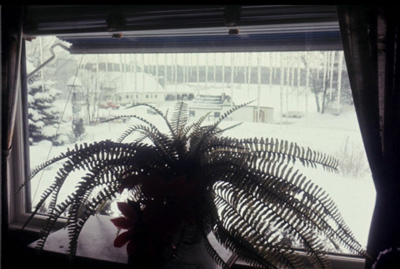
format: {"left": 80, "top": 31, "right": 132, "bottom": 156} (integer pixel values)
{"left": 66, "top": 75, "right": 83, "bottom": 88}
{"left": 28, "top": 86, "right": 375, "bottom": 253}
{"left": 119, "top": 72, "right": 165, "bottom": 93}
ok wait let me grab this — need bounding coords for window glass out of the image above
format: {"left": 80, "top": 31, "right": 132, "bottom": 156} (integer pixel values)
{"left": 25, "top": 36, "right": 375, "bottom": 254}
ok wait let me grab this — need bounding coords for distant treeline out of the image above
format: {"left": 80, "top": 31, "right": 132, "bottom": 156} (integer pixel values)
{"left": 81, "top": 61, "right": 343, "bottom": 88}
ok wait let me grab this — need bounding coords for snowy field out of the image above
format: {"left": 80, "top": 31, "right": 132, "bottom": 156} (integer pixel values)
{"left": 28, "top": 86, "right": 376, "bottom": 253}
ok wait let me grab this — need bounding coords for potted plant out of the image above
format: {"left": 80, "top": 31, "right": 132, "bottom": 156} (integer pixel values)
{"left": 20, "top": 101, "right": 367, "bottom": 268}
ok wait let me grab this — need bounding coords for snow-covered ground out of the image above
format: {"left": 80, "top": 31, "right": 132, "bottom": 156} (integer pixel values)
{"left": 28, "top": 85, "right": 376, "bottom": 253}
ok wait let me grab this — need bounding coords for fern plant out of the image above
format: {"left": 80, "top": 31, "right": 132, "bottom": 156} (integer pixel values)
{"left": 20, "top": 101, "right": 367, "bottom": 268}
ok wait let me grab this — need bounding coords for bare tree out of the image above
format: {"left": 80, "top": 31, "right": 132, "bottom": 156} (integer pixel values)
{"left": 301, "top": 52, "right": 331, "bottom": 114}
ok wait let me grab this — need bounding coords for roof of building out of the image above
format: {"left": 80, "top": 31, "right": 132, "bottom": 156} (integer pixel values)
{"left": 115, "top": 72, "right": 165, "bottom": 94}
{"left": 190, "top": 94, "right": 232, "bottom": 110}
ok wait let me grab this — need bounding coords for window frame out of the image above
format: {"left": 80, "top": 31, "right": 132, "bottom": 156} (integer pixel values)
{"left": 8, "top": 5, "right": 369, "bottom": 268}
{"left": 9, "top": 44, "right": 67, "bottom": 232}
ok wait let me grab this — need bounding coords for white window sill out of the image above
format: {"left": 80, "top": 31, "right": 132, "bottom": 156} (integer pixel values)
{"left": 28, "top": 215, "right": 128, "bottom": 264}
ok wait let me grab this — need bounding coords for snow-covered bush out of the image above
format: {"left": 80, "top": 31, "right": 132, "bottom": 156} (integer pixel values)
{"left": 27, "top": 62, "right": 66, "bottom": 145}
{"left": 336, "top": 136, "right": 371, "bottom": 178}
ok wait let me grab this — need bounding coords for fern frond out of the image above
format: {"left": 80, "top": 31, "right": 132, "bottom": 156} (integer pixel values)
{"left": 207, "top": 100, "right": 255, "bottom": 136}
{"left": 118, "top": 124, "right": 173, "bottom": 161}
{"left": 202, "top": 233, "right": 229, "bottom": 268}
{"left": 67, "top": 184, "right": 119, "bottom": 256}
{"left": 200, "top": 153, "right": 364, "bottom": 265}
{"left": 25, "top": 141, "right": 165, "bottom": 228}
{"left": 170, "top": 101, "right": 189, "bottom": 137}
{"left": 17, "top": 147, "right": 79, "bottom": 194}
{"left": 191, "top": 101, "right": 255, "bottom": 153}
{"left": 183, "top": 111, "right": 211, "bottom": 138}
{"left": 214, "top": 188, "right": 304, "bottom": 269}
{"left": 25, "top": 100, "right": 367, "bottom": 269}
{"left": 124, "top": 102, "right": 176, "bottom": 137}
{"left": 214, "top": 181, "right": 330, "bottom": 269}
{"left": 99, "top": 114, "right": 165, "bottom": 143}
{"left": 240, "top": 138, "right": 339, "bottom": 172}
{"left": 216, "top": 122, "right": 243, "bottom": 135}
{"left": 34, "top": 194, "right": 76, "bottom": 250}
{"left": 213, "top": 221, "right": 280, "bottom": 269}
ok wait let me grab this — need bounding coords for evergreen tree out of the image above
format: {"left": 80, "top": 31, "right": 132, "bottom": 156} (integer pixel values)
{"left": 27, "top": 62, "right": 64, "bottom": 145}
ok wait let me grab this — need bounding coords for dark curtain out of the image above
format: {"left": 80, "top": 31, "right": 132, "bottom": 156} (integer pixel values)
{"left": 1, "top": 5, "right": 24, "bottom": 267}
{"left": 337, "top": 5, "right": 400, "bottom": 268}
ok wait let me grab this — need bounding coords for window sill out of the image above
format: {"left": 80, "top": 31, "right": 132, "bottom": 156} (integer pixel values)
{"left": 24, "top": 215, "right": 366, "bottom": 268}
{"left": 27, "top": 215, "right": 233, "bottom": 266}
{"left": 327, "top": 254, "right": 365, "bottom": 269}
{"left": 28, "top": 215, "right": 128, "bottom": 264}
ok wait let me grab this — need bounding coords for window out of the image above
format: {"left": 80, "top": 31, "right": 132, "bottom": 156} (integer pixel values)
{"left": 22, "top": 37, "right": 375, "bottom": 253}
{"left": 9, "top": 5, "right": 375, "bottom": 268}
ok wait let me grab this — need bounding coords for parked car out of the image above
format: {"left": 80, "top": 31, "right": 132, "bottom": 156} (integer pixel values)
{"left": 282, "top": 111, "right": 304, "bottom": 118}
{"left": 99, "top": 102, "right": 119, "bottom": 110}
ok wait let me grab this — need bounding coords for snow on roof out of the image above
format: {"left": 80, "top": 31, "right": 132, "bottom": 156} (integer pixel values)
{"left": 116, "top": 72, "right": 164, "bottom": 93}
{"left": 199, "top": 83, "right": 315, "bottom": 110}
{"left": 164, "top": 83, "right": 197, "bottom": 93}
{"left": 191, "top": 94, "right": 231, "bottom": 110}
{"left": 230, "top": 88, "right": 278, "bottom": 108}
{"left": 198, "top": 83, "right": 278, "bottom": 108}
{"left": 66, "top": 75, "right": 84, "bottom": 88}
